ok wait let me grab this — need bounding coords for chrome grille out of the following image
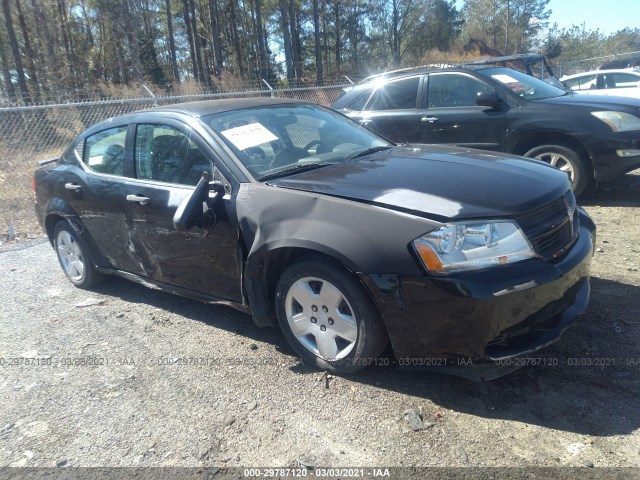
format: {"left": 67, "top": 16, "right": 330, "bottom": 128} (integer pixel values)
{"left": 516, "top": 191, "right": 580, "bottom": 260}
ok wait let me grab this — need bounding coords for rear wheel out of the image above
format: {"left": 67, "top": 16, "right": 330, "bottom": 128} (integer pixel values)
{"left": 53, "top": 222, "right": 103, "bottom": 288}
{"left": 275, "top": 258, "right": 387, "bottom": 374}
{"left": 524, "top": 144, "right": 589, "bottom": 195}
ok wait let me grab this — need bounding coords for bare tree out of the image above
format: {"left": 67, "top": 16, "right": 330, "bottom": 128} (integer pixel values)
{"left": 2, "top": 0, "right": 30, "bottom": 102}
{"left": 0, "top": 32, "right": 17, "bottom": 100}
{"left": 165, "top": 0, "right": 180, "bottom": 82}
{"left": 313, "top": 0, "right": 323, "bottom": 84}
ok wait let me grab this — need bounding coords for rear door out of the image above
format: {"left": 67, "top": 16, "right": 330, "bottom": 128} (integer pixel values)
{"left": 601, "top": 72, "right": 640, "bottom": 97}
{"left": 63, "top": 124, "right": 149, "bottom": 275}
{"left": 421, "top": 72, "right": 507, "bottom": 150}
{"left": 358, "top": 75, "right": 424, "bottom": 143}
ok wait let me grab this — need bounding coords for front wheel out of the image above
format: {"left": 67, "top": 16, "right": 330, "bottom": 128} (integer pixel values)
{"left": 53, "top": 221, "right": 103, "bottom": 288}
{"left": 524, "top": 144, "right": 589, "bottom": 196}
{"left": 275, "top": 258, "right": 387, "bottom": 374}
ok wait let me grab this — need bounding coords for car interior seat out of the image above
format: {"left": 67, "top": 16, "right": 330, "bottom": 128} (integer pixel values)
{"left": 100, "top": 144, "right": 125, "bottom": 175}
{"left": 151, "top": 134, "right": 190, "bottom": 182}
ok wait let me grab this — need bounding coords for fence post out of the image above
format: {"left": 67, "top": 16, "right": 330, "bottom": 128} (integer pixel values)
{"left": 142, "top": 84, "right": 158, "bottom": 107}
{"left": 261, "top": 79, "right": 274, "bottom": 97}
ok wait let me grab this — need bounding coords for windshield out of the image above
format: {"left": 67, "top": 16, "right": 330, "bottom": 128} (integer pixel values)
{"left": 479, "top": 67, "right": 568, "bottom": 100}
{"left": 201, "top": 104, "right": 391, "bottom": 180}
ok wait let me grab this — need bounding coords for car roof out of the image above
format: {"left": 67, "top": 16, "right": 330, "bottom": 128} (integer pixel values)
{"left": 146, "top": 97, "right": 308, "bottom": 117}
{"left": 358, "top": 65, "right": 485, "bottom": 84}
{"left": 357, "top": 54, "right": 552, "bottom": 85}
{"left": 79, "top": 97, "right": 313, "bottom": 138}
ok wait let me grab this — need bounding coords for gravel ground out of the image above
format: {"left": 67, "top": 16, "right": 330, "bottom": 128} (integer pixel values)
{"left": 0, "top": 172, "right": 639, "bottom": 476}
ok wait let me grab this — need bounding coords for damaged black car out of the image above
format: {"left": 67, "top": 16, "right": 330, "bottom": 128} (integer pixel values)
{"left": 34, "top": 98, "right": 596, "bottom": 379}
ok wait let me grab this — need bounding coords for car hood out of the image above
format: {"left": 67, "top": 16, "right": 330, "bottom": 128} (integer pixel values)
{"left": 538, "top": 92, "right": 640, "bottom": 110}
{"left": 267, "top": 145, "right": 570, "bottom": 221}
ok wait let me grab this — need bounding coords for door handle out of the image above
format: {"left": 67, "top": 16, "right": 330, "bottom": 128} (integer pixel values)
{"left": 359, "top": 119, "right": 370, "bottom": 126}
{"left": 126, "top": 194, "right": 150, "bottom": 206}
{"left": 64, "top": 182, "right": 82, "bottom": 193}
{"left": 421, "top": 116, "right": 438, "bottom": 123}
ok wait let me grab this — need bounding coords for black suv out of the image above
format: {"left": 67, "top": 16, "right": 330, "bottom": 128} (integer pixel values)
{"left": 332, "top": 65, "right": 640, "bottom": 195}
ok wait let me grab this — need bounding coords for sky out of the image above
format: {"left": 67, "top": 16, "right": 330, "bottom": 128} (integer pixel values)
{"left": 454, "top": 0, "right": 640, "bottom": 36}
{"left": 546, "top": 0, "right": 640, "bottom": 35}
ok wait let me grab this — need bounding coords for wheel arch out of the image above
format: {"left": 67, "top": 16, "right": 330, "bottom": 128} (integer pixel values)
{"left": 44, "top": 213, "right": 67, "bottom": 245}
{"left": 244, "top": 244, "right": 385, "bottom": 332}
{"left": 513, "top": 131, "right": 594, "bottom": 178}
{"left": 43, "top": 206, "right": 109, "bottom": 269}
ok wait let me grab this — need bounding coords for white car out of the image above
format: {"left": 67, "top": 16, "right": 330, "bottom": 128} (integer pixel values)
{"left": 560, "top": 69, "right": 640, "bottom": 99}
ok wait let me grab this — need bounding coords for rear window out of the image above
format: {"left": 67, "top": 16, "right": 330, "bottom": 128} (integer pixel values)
{"left": 603, "top": 72, "right": 640, "bottom": 89}
{"left": 83, "top": 126, "right": 128, "bottom": 176}
{"left": 346, "top": 91, "right": 370, "bottom": 111}
{"left": 367, "top": 76, "right": 420, "bottom": 110}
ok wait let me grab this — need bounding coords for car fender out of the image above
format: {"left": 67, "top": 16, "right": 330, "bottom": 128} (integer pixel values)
{"left": 235, "top": 183, "right": 441, "bottom": 326}
{"left": 41, "top": 196, "right": 81, "bottom": 238}
{"left": 507, "top": 123, "right": 593, "bottom": 161}
{"left": 41, "top": 196, "right": 111, "bottom": 267}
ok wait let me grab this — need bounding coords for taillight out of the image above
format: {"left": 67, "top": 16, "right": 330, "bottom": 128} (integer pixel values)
{"left": 32, "top": 176, "right": 36, "bottom": 193}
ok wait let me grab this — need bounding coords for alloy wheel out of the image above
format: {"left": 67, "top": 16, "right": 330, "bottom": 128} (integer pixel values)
{"left": 534, "top": 151, "right": 575, "bottom": 181}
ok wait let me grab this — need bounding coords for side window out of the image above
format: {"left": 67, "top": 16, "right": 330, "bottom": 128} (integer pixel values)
{"left": 83, "top": 126, "right": 127, "bottom": 176}
{"left": 564, "top": 74, "right": 597, "bottom": 91}
{"left": 346, "top": 91, "right": 371, "bottom": 111}
{"left": 427, "top": 74, "right": 493, "bottom": 108}
{"left": 604, "top": 73, "right": 640, "bottom": 89}
{"left": 366, "top": 76, "right": 420, "bottom": 110}
{"left": 134, "top": 124, "right": 212, "bottom": 186}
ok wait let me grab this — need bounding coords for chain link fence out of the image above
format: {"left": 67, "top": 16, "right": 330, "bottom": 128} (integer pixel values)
{"left": 0, "top": 83, "right": 351, "bottom": 162}
{"left": 557, "top": 51, "right": 640, "bottom": 77}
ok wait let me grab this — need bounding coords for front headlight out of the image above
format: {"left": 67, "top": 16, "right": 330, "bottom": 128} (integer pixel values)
{"left": 412, "top": 221, "right": 534, "bottom": 274}
{"left": 591, "top": 111, "right": 640, "bottom": 132}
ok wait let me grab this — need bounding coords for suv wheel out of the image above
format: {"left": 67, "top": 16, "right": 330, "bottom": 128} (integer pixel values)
{"left": 524, "top": 144, "right": 589, "bottom": 195}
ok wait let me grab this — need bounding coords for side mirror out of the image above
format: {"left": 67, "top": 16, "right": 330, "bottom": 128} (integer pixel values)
{"left": 476, "top": 91, "right": 503, "bottom": 109}
{"left": 173, "top": 172, "right": 225, "bottom": 231}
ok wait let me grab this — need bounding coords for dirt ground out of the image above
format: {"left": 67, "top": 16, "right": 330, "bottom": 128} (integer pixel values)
{"left": 0, "top": 151, "right": 49, "bottom": 243}
{"left": 0, "top": 166, "right": 639, "bottom": 477}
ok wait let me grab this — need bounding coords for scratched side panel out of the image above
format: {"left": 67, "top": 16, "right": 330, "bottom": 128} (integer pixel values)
{"left": 123, "top": 181, "right": 243, "bottom": 302}
{"left": 236, "top": 183, "right": 440, "bottom": 274}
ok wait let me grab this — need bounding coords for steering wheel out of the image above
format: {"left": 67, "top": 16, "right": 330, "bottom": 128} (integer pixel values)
{"left": 245, "top": 147, "right": 267, "bottom": 164}
{"left": 302, "top": 140, "right": 326, "bottom": 154}
{"left": 269, "top": 149, "right": 298, "bottom": 168}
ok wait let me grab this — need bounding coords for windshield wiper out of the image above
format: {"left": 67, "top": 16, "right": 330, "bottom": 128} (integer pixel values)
{"left": 347, "top": 145, "right": 393, "bottom": 160}
{"left": 258, "top": 162, "right": 332, "bottom": 182}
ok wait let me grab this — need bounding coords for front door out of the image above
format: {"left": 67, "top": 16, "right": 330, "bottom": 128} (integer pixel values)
{"left": 123, "top": 122, "right": 242, "bottom": 302}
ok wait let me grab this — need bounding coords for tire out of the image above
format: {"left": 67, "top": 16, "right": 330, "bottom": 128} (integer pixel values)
{"left": 275, "top": 257, "right": 388, "bottom": 374}
{"left": 53, "top": 221, "right": 103, "bottom": 288}
{"left": 524, "top": 144, "right": 589, "bottom": 196}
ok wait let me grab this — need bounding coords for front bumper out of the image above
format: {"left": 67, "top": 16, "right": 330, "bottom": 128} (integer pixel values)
{"left": 359, "top": 210, "right": 596, "bottom": 380}
{"left": 574, "top": 130, "right": 640, "bottom": 182}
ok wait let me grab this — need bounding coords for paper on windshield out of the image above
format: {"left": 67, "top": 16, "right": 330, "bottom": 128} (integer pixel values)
{"left": 221, "top": 122, "right": 278, "bottom": 150}
{"left": 491, "top": 74, "right": 520, "bottom": 84}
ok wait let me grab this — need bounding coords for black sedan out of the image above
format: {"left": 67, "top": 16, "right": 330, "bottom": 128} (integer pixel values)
{"left": 34, "top": 98, "right": 596, "bottom": 379}
{"left": 332, "top": 66, "right": 640, "bottom": 195}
